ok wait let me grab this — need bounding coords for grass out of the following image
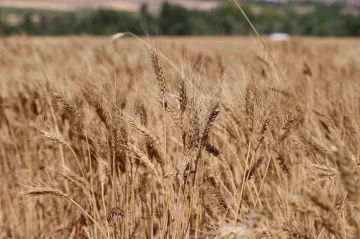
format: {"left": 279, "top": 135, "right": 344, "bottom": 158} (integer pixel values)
{"left": 0, "top": 35, "right": 360, "bottom": 238}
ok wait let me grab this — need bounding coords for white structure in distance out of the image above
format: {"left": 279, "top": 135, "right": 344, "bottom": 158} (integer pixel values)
{"left": 269, "top": 33, "right": 290, "bottom": 41}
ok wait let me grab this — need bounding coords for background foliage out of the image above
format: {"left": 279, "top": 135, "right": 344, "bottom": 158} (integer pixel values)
{"left": 0, "top": 2, "right": 359, "bottom": 36}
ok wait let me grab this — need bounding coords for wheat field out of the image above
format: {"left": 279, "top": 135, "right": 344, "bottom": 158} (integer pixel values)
{"left": 1, "top": 35, "right": 360, "bottom": 238}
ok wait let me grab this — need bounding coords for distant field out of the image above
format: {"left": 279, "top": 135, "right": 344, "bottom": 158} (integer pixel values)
{"left": 1, "top": 36, "right": 360, "bottom": 238}
{"left": 0, "top": 0, "right": 360, "bottom": 12}
{"left": 0, "top": 0, "right": 220, "bottom": 11}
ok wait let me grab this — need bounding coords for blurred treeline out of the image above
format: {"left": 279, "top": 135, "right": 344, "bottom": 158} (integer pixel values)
{"left": 0, "top": 1, "right": 359, "bottom": 36}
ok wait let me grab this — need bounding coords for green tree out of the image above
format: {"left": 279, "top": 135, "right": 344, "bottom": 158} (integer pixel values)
{"left": 140, "top": 3, "right": 158, "bottom": 35}
{"left": 159, "top": 2, "right": 190, "bottom": 35}
{"left": 22, "top": 14, "right": 36, "bottom": 34}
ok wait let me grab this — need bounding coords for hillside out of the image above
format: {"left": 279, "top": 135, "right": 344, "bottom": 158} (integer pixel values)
{"left": 0, "top": 0, "right": 220, "bottom": 11}
{"left": 0, "top": 0, "right": 359, "bottom": 12}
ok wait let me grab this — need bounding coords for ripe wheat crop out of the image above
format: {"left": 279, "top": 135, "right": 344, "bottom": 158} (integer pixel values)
{"left": 0, "top": 35, "right": 360, "bottom": 238}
